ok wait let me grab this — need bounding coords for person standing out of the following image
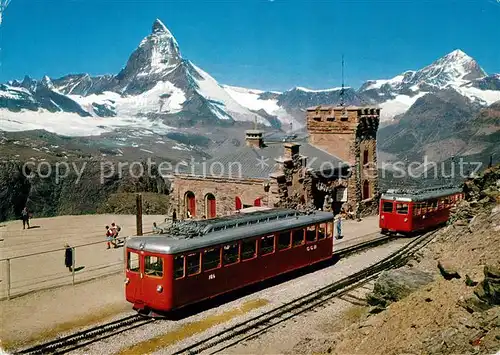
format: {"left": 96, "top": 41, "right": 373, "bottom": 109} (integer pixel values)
{"left": 65, "top": 244, "right": 73, "bottom": 272}
{"left": 335, "top": 212, "right": 343, "bottom": 240}
{"left": 172, "top": 209, "right": 177, "bottom": 224}
{"left": 21, "top": 206, "right": 30, "bottom": 230}
{"left": 105, "top": 225, "right": 116, "bottom": 249}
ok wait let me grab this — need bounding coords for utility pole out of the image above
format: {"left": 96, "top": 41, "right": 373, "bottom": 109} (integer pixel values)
{"left": 136, "top": 194, "right": 143, "bottom": 236}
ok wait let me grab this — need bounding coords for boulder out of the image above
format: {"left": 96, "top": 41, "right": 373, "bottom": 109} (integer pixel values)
{"left": 366, "top": 268, "right": 434, "bottom": 308}
{"left": 438, "top": 260, "right": 461, "bottom": 280}
{"left": 474, "top": 264, "right": 500, "bottom": 305}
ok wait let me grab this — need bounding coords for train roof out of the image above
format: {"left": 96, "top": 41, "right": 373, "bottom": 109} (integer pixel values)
{"left": 381, "top": 185, "right": 463, "bottom": 202}
{"left": 126, "top": 209, "right": 333, "bottom": 255}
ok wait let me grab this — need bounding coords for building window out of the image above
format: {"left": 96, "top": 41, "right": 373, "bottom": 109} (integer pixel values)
{"left": 205, "top": 193, "right": 216, "bottom": 219}
{"left": 254, "top": 198, "right": 262, "bottom": 207}
{"left": 235, "top": 196, "right": 242, "bottom": 210}
{"left": 185, "top": 191, "right": 196, "bottom": 218}
{"left": 363, "top": 150, "right": 369, "bottom": 165}
{"left": 362, "top": 180, "right": 370, "bottom": 200}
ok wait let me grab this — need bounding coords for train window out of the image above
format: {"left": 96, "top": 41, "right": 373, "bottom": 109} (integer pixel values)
{"left": 241, "top": 239, "right": 257, "bottom": 260}
{"left": 318, "top": 223, "right": 327, "bottom": 240}
{"left": 396, "top": 203, "right": 408, "bottom": 214}
{"left": 174, "top": 255, "right": 184, "bottom": 279}
{"left": 383, "top": 202, "right": 393, "bottom": 213}
{"left": 144, "top": 256, "right": 163, "bottom": 277}
{"left": 292, "top": 229, "right": 305, "bottom": 246}
{"left": 306, "top": 225, "right": 316, "bottom": 242}
{"left": 203, "top": 248, "right": 221, "bottom": 271}
{"left": 277, "top": 231, "right": 291, "bottom": 250}
{"left": 127, "top": 252, "right": 140, "bottom": 272}
{"left": 223, "top": 243, "right": 239, "bottom": 265}
{"left": 186, "top": 253, "right": 201, "bottom": 276}
{"left": 328, "top": 222, "right": 334, "bottom": 238}
{"left": 260, "top": 235, "right": 275, "bottom": 255}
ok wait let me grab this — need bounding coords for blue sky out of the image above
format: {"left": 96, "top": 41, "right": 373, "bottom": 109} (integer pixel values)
{"left": 1, "top": 0, "right": 499, "bottom": 91}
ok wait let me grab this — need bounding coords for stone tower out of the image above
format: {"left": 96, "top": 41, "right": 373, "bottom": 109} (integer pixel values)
{"left": 306, "top": 106, "right": 380, "bottom": 210}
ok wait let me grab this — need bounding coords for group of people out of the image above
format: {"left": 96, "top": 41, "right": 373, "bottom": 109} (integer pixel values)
{"left": 105, "top": 222, "right": 121, "bottom": 249}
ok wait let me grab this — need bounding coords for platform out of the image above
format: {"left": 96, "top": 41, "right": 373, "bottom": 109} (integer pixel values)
{"left": 0, "top": 214, "right": 380, "bottom": 348}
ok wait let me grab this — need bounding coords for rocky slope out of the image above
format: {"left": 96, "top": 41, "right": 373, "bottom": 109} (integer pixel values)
{"left": 378, "top": 97, "right": 500, "bottom": 165}
{"left": 292, "top": 165, "right": 500, "bottom": 355}
{"left": 0, "top": 160, "right": 170, "bottom": 222}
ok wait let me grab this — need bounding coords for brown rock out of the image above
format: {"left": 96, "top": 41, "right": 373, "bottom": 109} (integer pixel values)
{"left": 438, "top": 260, "right": 461, "bottom": 280}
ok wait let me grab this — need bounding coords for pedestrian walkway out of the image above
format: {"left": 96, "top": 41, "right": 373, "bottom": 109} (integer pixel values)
{"left": 0, "top": 213, "right": 382, "bottom": 350}
{"left": 0, "top": 214, "right": 165, "bottom": 299}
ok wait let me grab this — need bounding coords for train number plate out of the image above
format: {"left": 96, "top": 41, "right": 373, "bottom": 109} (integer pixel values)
{"left": 208, "top": 273, "right": 216, "bottom": 280}
{"left": 306, "top": 245, "right": 317, "bottom": 252}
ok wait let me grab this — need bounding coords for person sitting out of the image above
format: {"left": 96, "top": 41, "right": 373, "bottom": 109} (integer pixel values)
{"left": 152, "top": 222, "right": 161, "bottom": 234}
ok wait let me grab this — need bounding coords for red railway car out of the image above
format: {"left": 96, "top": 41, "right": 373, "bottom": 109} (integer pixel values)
{"left": 125, "top": 209, "right": 334, "bottom": 316}
{"left": 379, "top": 186, "right": 464, "bottom": 235}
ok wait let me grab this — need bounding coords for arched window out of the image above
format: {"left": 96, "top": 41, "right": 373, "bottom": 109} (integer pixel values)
{"left": 184, "top": 191, "right": 196, "bottom": 218}
{"left": 235, "top": 196, "right": 242, "bottom": 210}
{"left": 363, "top": 150, "right": 369, "bottom": 165}
{"left": 254, "top": 198, "right": 261, "bottom": 207}
{"left": 205, "top": 193, "right": 216, "bottom": 219}
{"left": 362, "top": 181, "right": 370, "bottom": 200}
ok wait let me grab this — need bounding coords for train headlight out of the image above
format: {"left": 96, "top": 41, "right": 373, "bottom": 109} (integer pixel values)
{"left": 157, "top": 285, "right": 163, "bottom": 293}
{"left": 125, "top": 278, "right": 130, "bottom": 285}
{"left": 404, "top": 218, "right": 408, "bottom": 222}
{"left": 381, "top": 215, "right": 384, "bottom": 220}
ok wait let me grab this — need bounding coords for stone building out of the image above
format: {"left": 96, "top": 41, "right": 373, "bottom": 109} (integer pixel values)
{"left": 172, "top": 105, "right": 380, "bottom": 219}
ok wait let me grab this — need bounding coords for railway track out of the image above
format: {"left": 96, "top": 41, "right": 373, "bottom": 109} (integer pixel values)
{"left": 15, "top": 314, "right": 155, "bottom": 355}
{"left": 12, "top": 231, "right": 414, "bottom": 355}
{"left": 171, "top": 230, "right": 438, "bottom": 355}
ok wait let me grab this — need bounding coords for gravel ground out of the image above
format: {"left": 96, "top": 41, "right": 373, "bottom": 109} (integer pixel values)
{"left": 70, "top": 238, "right": 410, "bottom": 355}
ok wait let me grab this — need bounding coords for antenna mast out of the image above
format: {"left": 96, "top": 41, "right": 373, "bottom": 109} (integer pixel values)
{"left": 0, "top": 0, "right": 11, "bottom": 25}
{"left": 340, "top": 54, "right": 345, "bottom": 107}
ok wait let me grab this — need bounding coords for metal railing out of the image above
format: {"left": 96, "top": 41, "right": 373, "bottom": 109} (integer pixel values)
{"left": 0, "top": 232, "right": 153, "bottom": 300}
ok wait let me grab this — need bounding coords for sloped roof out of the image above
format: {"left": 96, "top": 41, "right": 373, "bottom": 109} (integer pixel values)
{"left": 178, "top": 141, "right": 348, "bottom": 180}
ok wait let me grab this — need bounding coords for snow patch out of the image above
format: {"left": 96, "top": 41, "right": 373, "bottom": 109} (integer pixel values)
{"left": 0, "top": 109, "right": 175, "bottom": 137}
{"left": 378, "top": 92, "right": 427, "bottom": 122}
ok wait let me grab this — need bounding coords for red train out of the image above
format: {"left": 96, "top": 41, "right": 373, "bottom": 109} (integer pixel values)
{"left": 125, "top": 209, "right": 334, "bottom": 316}
{"left": 379, "top": 186, "right": 463, "bottom": 235}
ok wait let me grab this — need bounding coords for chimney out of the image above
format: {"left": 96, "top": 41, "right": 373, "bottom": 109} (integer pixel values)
{"left": 284, "top": 142, "right": 300, "bottom": 160}
{"left": 245, "top": 130, "right": 263, "bottom": 148}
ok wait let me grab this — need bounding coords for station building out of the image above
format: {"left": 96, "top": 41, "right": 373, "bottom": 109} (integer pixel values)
{"left": 171, "top": 105, "right": 380, "bottom": 219}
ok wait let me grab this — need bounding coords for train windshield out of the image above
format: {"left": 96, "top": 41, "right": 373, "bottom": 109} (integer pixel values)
{"left": 382, "top": 201, "right": 393, "bottom": 213}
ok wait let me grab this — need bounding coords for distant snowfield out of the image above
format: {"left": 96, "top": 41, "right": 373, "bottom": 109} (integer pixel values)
{"left": 0, "top": 109, "right": 175, "bottom": 136}
{"left": 223, "top": 85, "right": 303, "bottom": 128}
{"left": 458, "top": 86, "right": 500, "bottom": 105}
{"left": 378, "top": 92, "right": 427, "bottom": 121}
{"left": 68, "top": 81, "right": 186, "bottom": 117}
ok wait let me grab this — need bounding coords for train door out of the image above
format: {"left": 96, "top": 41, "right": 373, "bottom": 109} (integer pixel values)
{"left": 379, "top": 200, "right": 395, "bottom": 231}
{"left": 126, "top": 249, "right": 143, "bottom": 303}
{"left": 140, "top": 253, "right": 165, "bottom": 305}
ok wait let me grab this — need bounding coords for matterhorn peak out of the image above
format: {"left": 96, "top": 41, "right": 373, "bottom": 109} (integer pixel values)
{"left": 152, "top": 19, "right": 169, "bottom": 34}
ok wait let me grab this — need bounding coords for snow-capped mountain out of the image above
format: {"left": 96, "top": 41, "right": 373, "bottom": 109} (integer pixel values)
{"left": 1, "top": 19, "right": 500, "bottom": 137}
{"left": 359, "top": 49, "right": 500, "bottom": 121}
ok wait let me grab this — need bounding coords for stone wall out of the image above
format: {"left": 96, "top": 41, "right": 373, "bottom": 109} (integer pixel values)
{"left": 172, "top": 175, "right": 273, "bottom": 219}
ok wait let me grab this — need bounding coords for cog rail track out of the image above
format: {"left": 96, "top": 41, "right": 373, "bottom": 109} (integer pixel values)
{"left": 172, "top": 230, "right": 438, "bottom": 355}
{"left": 15, "top": 314, "right": 154, "bottom": 355}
